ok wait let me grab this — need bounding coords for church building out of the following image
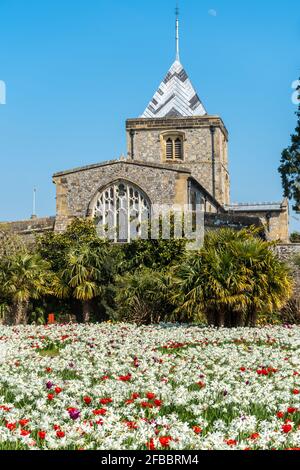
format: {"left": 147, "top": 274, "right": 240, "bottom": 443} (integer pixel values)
{"left": 2, "top": 14, "right": 289, "bottom": 244}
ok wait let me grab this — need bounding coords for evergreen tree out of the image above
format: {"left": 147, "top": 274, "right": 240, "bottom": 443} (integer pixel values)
{"left": 279, "top": 79, "right": 300, "bottom": 211}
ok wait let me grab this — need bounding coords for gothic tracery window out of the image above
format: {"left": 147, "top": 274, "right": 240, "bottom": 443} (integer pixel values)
{"left": 92, "top": 181, "right": 151, "bottom": 242}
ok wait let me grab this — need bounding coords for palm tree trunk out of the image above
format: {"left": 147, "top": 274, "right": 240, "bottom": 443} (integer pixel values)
{"left": 5, "top": 307, "right": 14, "bottom": 326}
{"left": 236, "top": 312, "right": 244, "bottom": 327}
{"left": 206, "top": 309, "right": 214, "bottom": 326}
{"left": 207, "top": 309, "right": 218, "bottom": 327}
{"left": 82, "top": 300, "right": 91, "bottom": 323}
{"left": 219, "top": 310, "right": 225, "bottom": 328}
{"left": 71, "top": 299, "right": 83, "bottom": 323}
{"left": 250, "top": 309, "right": 257, "bottom": 328}
{"left": 13, "top": 300, "right": 28, "bottom": 325}
{"left": 225, "top": 310, "right": 233, "bottom": 328}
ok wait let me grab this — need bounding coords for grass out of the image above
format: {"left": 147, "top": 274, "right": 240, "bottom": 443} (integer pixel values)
{"left": 0, "top": 442, "right": 30, "bottom": 450}
{"left": 38, "top": 348, "right": 60, "bottom": 358}
{"left": 159, "top": 404, "right": 198, "bottom": 425}
{"left": 58, "top": 369, "right": 82, "bottom": 380}
{"left": 37, "top": 339, "right": 71, "bottom": 357}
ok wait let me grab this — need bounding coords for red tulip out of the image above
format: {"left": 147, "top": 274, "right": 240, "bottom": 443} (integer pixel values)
{"left": 193, "top": 426, "right": 202, "bottom": 435}
{"left": 146, "top": 438, "right": 155, "bottom": 450}
{"left": 93, "top": 409, "right": 107, "bottom": 416}
{"left": 159, "top": 436, "right": 172, "bottom": 448}
{"left": 99, "top": 398, "right": 112, "bottom": 405}
{"left": 146, "top": 393, "right": 155, "bottom": 400}
{"left": 287, "top": 407, "right": 298, "bottom": 414}
{"left": 19, "top": 419, "right": 30, "bottom": 427}
{"left": 282, "top": 424, "right": 293, "bottom": 434}
{"left": 226, "top": 439, "right": 237, "bottom": 446}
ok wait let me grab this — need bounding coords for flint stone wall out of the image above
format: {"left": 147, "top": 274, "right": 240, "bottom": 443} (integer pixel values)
{"left": 0, "top": 217, "right": 55, "bottom": 246}
{"left": 53, "top": 160, "right": 192, "bottom": 232}
{"left": 276, "top": 244, "right": 300, "bottom": 298}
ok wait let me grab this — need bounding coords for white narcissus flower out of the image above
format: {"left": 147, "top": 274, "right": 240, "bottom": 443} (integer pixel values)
{"left": 0, "top": 323, "right": 300, "bottom": 449}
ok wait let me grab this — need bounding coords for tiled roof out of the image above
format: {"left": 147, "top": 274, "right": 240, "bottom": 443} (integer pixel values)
{"left": 141, "top": 60, "right": 207, "bottom": 118}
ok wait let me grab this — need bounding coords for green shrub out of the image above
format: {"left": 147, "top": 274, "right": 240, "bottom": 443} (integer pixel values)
{"left": 290, "top": 232, "right": 300, "bottom": 243}
{"left": 114, "top": 268, "right": 176, "bottom": 325}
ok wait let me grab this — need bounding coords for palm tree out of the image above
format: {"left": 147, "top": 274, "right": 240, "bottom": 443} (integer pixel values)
{"left": 52, "top": 242, "right": 112, "bottom": 323}
{"left": 173, "top": 228, "right": 293, "bottom": 327}
{"left": 230, "top": 237, "right": 292, "bottom": 326}
{"left": 0, "top": 253, "right": 51, "bottom": 325}
{"left": 115, "top": 268, "right": 175, "bottom": 325}
{"left": 173, "top": 247, "right": 249, "bottom": 326}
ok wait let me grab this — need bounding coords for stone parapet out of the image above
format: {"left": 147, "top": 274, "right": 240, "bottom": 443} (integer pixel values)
{"left": 126, "top": 115, "right": 228, "bottom": 139}
{"left": 0, "top": 217, "right": 55, "bottom": 245}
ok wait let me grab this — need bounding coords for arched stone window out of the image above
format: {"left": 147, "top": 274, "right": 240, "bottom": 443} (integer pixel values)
{"left": 91, "top": 180, "right": 151, "bottom": 242}
{"left": 162, "top": 134, "right": 184, "bottom": 161}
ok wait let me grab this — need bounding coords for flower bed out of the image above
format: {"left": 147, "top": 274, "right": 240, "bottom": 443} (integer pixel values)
{"left": 0, "top": 323, "right": 300, "bottom": 450}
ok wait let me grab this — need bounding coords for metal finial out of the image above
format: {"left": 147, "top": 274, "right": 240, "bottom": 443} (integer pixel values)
{"left": 175, "top": 3, "right": 180, "bottom": 61}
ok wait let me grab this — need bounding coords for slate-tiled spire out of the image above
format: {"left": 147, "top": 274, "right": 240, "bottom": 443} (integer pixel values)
{"left": 141, "top": 9, "right": 207, "bottom": 119}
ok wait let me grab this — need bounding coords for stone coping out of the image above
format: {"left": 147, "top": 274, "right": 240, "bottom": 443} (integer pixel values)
{"left": 53, "top": 159, "right": 192, "bottom": 178}
{"left": 126, "top": 115, "right": 228, "bottom": 138}
{"left": 0, "top": 217, "right": 55, "bottom": 232}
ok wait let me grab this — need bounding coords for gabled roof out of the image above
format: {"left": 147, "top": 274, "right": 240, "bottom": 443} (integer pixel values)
{"left": 141, "top": 60, "right": 207, "bottom": 118}
{"left": 52, "top": 159, "right": 193, "bottom": 178}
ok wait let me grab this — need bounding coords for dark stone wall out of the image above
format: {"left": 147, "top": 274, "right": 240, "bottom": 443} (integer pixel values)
{"left": 205, "top": 213, "right": 264, "bottom": 232}
{"left": 275, "top": 244, "right": 300, "bottom": 298}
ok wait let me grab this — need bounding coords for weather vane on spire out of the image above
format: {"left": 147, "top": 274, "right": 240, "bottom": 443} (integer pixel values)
{"left": 175, "top": 3, "right": 180, "bottom": 61}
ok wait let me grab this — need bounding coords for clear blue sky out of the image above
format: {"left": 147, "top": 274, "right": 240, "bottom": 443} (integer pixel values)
{"left": 0, "top": 0, "right": 299, "bottom": 230}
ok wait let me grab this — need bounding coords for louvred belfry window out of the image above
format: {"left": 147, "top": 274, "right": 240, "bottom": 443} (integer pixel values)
{"left": 166, "top": 139, "right": 173, "bottom": 160}
{"left": 163, "top": 135, "right": 184, "bottom": 161}
{"left": 175, "top": 138, "right": 182, "bottom": 159}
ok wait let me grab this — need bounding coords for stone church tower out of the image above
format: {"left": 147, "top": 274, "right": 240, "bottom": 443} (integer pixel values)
{"left": 126, "top": 31, "right": 230, "bottom": 208}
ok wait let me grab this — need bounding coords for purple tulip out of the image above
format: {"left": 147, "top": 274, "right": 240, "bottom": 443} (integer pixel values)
{"left": 68, "top": 408, "right": 80, "bottom": 420}
{"left": 46, "top": 381, "right": 53, "bottom": 390}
